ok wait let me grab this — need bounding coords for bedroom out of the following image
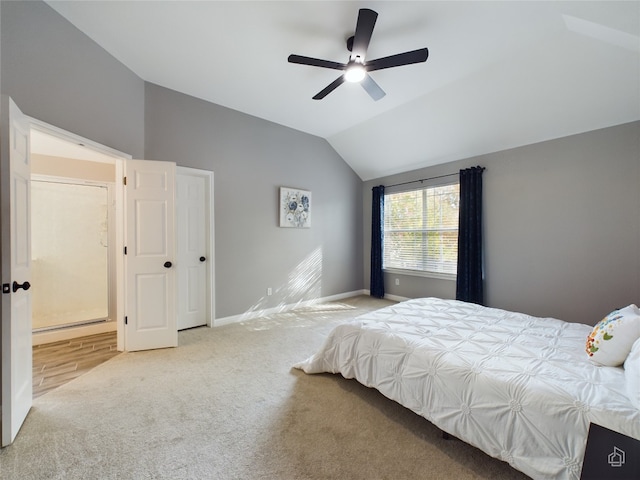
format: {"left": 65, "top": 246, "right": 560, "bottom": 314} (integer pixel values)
{"left": 1, "top": 1, "right": 638, "bottom": 478}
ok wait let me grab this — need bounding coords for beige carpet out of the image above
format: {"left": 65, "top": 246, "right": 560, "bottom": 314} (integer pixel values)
{"left": 1, "top": 296, "right": 529, "bottom": 479}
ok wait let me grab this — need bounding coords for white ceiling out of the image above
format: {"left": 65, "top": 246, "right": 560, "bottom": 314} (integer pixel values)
{"left": 45, "top": 1, "right": 640, "bottom": 181}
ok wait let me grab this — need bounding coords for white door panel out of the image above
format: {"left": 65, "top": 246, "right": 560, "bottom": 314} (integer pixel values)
{"left": 1, "top": 96, "right": 32, "bottom": 446}
{"left": 176, "top": 170, "right": 210, "bottom": 330}
{"left": 136, "top": 273, "right": 170, "bottom": 329}
{"left": 125, "top": 159, "right": 177, "bottom": 351}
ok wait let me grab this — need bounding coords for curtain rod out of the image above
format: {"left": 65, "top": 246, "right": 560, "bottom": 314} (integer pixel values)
{"left": 383, "top": 172, "right": 458, "bottom": 189}
{"left": 380, "top": 166, "right": 485, "bottom": 190}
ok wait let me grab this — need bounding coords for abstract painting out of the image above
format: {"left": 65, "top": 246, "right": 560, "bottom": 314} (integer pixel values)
{"left": 280, "top": 187, "right": 311, "bottom": 228}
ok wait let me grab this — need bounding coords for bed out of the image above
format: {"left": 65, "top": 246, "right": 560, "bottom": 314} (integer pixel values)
{"left": 294, "top": 297, "right": 640, "bottom": 480}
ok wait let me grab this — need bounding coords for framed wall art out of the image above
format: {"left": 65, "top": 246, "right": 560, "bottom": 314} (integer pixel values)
{"left": 279, "top": 187, "right": 311, "bottom": 228}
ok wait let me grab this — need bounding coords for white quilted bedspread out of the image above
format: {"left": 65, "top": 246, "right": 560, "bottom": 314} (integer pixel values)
{"left": 294, "top": 297, "right": 640, "bottom": 480}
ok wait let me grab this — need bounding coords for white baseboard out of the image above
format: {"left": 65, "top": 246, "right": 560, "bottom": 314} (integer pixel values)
{"left": 33, "top": 321, "right": 117, "bottom": 346}
{"left": 363, "top": 289, "right": 409, "bottom": 303}
{"left": 213, "top": 289, "right": 368, "bottom": 327}
{"left": 384, "top": 294, "right": 410, "bottom": 302}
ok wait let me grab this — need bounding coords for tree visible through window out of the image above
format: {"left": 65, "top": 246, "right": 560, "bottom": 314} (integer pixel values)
{"left": 383, "top": 183, "right": 460, "bottom": 276}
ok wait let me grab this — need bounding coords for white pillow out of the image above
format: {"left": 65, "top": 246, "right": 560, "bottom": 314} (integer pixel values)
{"left": 585, "top": 304, "right": 640, "bottom": 366}
{"left": 624, "top": 337, "right": 640, "bottom": 409}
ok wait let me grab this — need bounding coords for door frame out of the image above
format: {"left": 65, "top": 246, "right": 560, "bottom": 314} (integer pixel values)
{"left": 29, "top": 117, "right": 130, "bottom": 351}
{"left": 176, "top": 166, "right": 215, "bottom": 327}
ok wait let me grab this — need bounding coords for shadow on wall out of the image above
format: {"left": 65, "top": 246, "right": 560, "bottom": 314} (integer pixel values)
{"left": 239, "top": 247, "right": 324, "bottom": 322}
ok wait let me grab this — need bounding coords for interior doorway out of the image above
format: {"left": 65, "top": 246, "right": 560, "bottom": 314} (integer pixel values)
{"left": 27, "top": 119, "right": 216, "bottom": 345}
{"left": 29, "top": 122, "right": 127, "bottom": 346}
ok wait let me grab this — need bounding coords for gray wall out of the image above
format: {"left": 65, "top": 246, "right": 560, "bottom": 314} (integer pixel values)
{"left": 145, "top": 84, "right": 363, "bottom": 318}
{"left": 0, "top": 1, "right": 144, "bottom": 158}
{"left": 364, "top": 121, "right": 640, "bottom": 325}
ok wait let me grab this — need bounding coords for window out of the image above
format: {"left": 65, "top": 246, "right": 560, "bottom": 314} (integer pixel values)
{"left": 383, "top": 183, "right": 460, "bottom": 277}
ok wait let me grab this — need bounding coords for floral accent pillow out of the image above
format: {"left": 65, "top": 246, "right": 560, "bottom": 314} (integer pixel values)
{"left": 585, "top": 304, "right": 640, "bottom": 366}
{"left": 624, "top": 337, "right": 640, "bottom": 409}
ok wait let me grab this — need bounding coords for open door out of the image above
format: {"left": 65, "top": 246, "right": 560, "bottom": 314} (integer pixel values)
{"left": 124, "top": 159, "right": 177, "bottom": 351}
{"left": 1, "top": 96, "right": 32, "bottom": 446}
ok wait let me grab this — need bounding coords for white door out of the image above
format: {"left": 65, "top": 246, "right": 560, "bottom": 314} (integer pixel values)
{"left": 124, "top": 159, "right": 177, "bottom": 351}
{"left": 176, "top": 169, "right": 210, "bottom": 330}
{"left": 1, "top": 96, "right": 32, "bottom": 446}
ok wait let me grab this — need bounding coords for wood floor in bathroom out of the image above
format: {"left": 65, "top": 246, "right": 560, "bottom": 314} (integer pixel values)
{"left": 32, "top": 331, "right": 119, "bottom": 399}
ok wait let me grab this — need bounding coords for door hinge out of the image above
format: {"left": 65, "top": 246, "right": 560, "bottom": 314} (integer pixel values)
{"left": 124, "top": 246, "right": 127, "bottom": 255}
{"left": 2, "top": 283, "right": 10, "bottom": 294}
{"left": 123, "top": 176, "right": 127, "bottom": 185}
{"left": 125, "top": 316, "right": 128, "bottom": 325}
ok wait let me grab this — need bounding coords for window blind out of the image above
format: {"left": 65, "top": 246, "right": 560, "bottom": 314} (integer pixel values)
{"left": 383, "top": 183, "right": 460, "bottom": 275}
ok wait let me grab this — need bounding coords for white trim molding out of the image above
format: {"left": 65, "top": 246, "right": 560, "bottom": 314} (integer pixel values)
{"left": 363, "top": 290, "right": 409, "bottom": 303}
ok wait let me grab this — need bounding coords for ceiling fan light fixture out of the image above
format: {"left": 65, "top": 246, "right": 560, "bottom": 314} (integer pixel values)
{"left": 344, "top": 64, "right": 366, "bottom": 83}
{"left": 288, "top": 8, "right": 428, "bottom": 100}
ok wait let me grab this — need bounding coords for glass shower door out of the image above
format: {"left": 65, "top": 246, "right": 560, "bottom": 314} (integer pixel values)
{"left": 31, "top": 180, "right": 109, "bottom": 331}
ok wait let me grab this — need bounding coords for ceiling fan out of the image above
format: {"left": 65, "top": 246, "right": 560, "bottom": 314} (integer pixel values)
{"left": 288, "top": 8, "right": 429, "bottom": 101}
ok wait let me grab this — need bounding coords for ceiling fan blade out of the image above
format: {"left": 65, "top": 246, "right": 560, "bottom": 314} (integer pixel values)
{"left": 351, "top": 8, "right": 378, "bottom": 60}
{"left": 288, "top": 54, "right": 346, "bottom": 71}
{"left": 361, "top": 74, "right": 386, "bottom": 101}
{"left": 366, "top": 48, "right": 429, "bottom": 72}
{"left": 312, "top": 76, "right": 346, "bottom": 100}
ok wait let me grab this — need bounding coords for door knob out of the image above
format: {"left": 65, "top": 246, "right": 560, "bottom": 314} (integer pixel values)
{"left": 164, "top": 261, "right": 172, "bottom": 268}
{"left": 13, "top": 280, "right": 31, "bottom": 292}
{"left": 199, "top": 256, "right": 206, "bottom": 262}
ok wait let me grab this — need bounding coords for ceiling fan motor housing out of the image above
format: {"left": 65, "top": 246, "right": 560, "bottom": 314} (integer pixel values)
{"left": 346, "top": 35, "right": 355, "bottom": 52}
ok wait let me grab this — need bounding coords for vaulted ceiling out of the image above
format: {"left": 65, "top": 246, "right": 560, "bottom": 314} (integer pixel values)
{"left": 46, "top": 1, "right": 640, "bottom": 180}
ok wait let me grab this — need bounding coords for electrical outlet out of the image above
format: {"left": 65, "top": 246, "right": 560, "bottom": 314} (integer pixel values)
{"left": 267, "top": 287, "right": 272, "bottom": 296}
{"left": 395, "top": 278, "right": 400, "bottom": 286}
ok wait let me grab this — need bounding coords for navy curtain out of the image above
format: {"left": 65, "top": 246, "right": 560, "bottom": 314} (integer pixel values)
{"left": 456, "top": 167, "right": 484, "bottom": 305}
{"left": 370, "top": 185, "right": 385, "bottom": 298}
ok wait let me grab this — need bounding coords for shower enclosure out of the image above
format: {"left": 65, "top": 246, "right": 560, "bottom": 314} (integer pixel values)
{"left": 31, "top": 179, "right": 112, "bottom": 331}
